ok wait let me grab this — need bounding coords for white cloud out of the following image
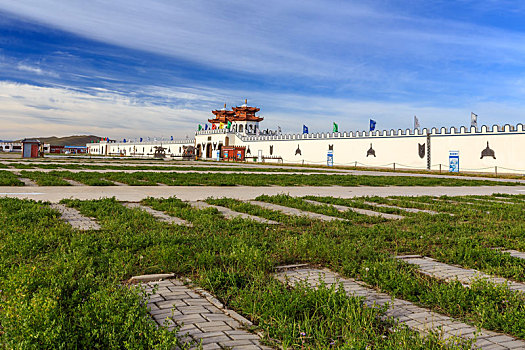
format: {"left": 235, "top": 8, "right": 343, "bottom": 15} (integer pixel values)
{"left": 1, "top": 81, "right": 522, "bottom": 141}
{"left": 17, "top": 63, "right": 59, "bottom": 77}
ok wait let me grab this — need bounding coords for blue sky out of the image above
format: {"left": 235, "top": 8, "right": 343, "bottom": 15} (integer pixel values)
{"left": 1, "top": 1, "right": 525, "bottom": 139}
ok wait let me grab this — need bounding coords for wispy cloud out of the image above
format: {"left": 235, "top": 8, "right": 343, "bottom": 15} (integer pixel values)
{"left": 1, "top": 1, "right": 525, "bottom": 138}
{"left": 17, "top": 63, "right": 58, "bottom": 77}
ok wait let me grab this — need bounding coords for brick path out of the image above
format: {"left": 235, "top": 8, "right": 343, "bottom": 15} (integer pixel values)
{"left": 188, "top": 201, "right": 279, "bottom": 225}
{"left": 63, "top": 178, "right": 84, "bottom": 186}
{"left": 501, "top": 250, "right": 525, "bottom": 260}
{"left": 142, "top": 278, "right": 272, "bottom": 349}
{"left": 397, "top": 255, "right": 525, "bottom": 292}
{"left": 248, "top": 200, "right": 347, "bottom": 222}
{"left": 50, "top": 203, "right": 100, "bottom": 230}
{"left": 123, "top": 202, "right": 192, "bottom": 227}
{"left": 302, "top": 198, "right": 404, "bottom": 220}
{"left": 13, "top": 171, "right": 37, "bottom": 186}
{"left": 275, "top": 266, "right": 525, "bottom": 349}
{"left": 362, "top": 200, "right": 439, "bottom": 215}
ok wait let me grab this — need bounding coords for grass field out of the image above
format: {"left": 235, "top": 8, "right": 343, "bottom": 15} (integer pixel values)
{"left": 7, "top": 170, "right": 521, "bottom": 187}
{"left": 2, "top": 194, "right": 525, "bottom": 348}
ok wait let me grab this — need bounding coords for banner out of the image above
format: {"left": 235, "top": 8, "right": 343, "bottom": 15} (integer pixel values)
{"left": 369, "top": 119, "right": 376, "bottom": 131}
{"left": 333, "top": 122, "right": 338, "bottom": 133}
{"left": 303, "top": 125, "right": 309, "bottom": 134}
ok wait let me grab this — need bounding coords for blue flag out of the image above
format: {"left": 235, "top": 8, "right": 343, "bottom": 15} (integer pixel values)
{"left": 171, "top": 136, "right": 174, "bottom": 141}
{"left": 140, "top": 137, "right": 143, "bottom": 142}
{"left": 123, "top": 139, "right": 126, "bottom": 143}
{"left": 369, "top": 119, "right": 376, "bottom": 131}
{"left": 303, "top": 125, "right": 309, "bottom": 134}
{"left": 205, "top": 124, "right": 209, "bottom": 130}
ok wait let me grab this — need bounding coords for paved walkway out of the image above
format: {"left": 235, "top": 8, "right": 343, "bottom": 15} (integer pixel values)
{"left": 188, "top": 201, "right": 279, "bottom": 225}
{"left": 248, "top": 200, "right": 347, "bottom": 222}
{"left": 50, "top": 203, "right": 100, "bottom": 230}
{"left": 501, "top": 250, "right": 525, "bottom": 261}
{"left": 123, "top": 202, "right": 192, "bottom": 227}
{"left": 302, "top": 199, "right": 404, "bottom": 220}
{"left": 2, "top": 185, "right": 525, "bottom": 202}
{"left": 275, "top": 266, "right": 525, "bottom": 349}
{"left": 363, "top": 201, "right": 439, "bottom": 215}
{"left": 397, "top": 255, "right": 525, "bottom": 292}
{"left": 140, "top": 278, "right": 271, "bottom": 349}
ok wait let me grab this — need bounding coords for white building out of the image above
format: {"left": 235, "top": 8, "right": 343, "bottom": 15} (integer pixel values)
{"left": 87, "top": 102, "right": 525, "bottom": 174}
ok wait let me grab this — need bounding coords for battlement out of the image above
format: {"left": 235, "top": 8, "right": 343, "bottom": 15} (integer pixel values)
{"left": 238, "top": 124, "right": 525, "bottom": 142}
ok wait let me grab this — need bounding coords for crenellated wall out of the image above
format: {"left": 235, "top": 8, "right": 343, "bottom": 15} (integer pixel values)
{"left": 88, "top": 124, "right": 525, "bottom": 174}
{"left": 231, "top": 124, "right": 525, "bottom": 173}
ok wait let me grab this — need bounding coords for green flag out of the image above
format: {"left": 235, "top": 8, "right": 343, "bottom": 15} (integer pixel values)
{"left": 333, "top": 122, "right": 338, "bottom": 133}
{"left": 198, "top": 124, "right": 202, "bottom": 131}
{"left": 227, "top": 121, "right": 232, "bottom": 129}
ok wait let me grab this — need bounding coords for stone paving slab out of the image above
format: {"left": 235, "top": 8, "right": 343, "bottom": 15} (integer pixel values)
{"left": 12, "top": 171, "right": 38, "bottom": 186}
{"left": 302, "top": 198, "right": 404, "bottom": 220}
{"left": 397, "top": 256, "right": 525, "bottom": 292}
{"left": 18, "top": 177, "right": 38, "bottom": 186}
{"left": 63, "top": 178, "right": 84, "bottom": 186}
{"left": 500, "top": 250, "right": 525, "bottom": 261}
{"left": 140, "top": 278, "right": 271, "bottom": 349}
{"left": 123, "top": 202, "right": 193, "bottom": 227}
{"left": 188, "top": 201, "right": 279, "bottom": 225}
{"left": 50, "top": 203, "right": 101, "bottom": 230}
{"left": 275, "top": 266, "right": 525, "bottom": 349}
{"left": 248, "top": 200, "right": 347, "bottom": 222}
{"left": 362, "top": 201, "right": 439, "bottom": 215}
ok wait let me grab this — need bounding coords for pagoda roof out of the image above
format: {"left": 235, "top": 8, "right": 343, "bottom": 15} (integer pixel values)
{"left": 208, "top": 104, "right": 263, "bottom": 123}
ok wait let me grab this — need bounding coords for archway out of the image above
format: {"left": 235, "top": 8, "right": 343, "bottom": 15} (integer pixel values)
{"left": 206, "top": 143, "right": 212, "bottom": 158}
{"left": 196, "top": 144, "right": 202, "bottom": 158}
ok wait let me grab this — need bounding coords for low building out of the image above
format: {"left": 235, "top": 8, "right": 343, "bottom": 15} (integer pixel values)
{"left": 0, "top": 141, "right": 22, "bottom": 152}
{"left": 21, "top": 139, "right": 41, "bottom": 158}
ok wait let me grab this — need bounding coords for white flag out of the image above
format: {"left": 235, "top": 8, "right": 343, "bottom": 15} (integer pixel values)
{"left": 471, "top": 112, "right": 478, "bottom": 127}
{"left": 414, "top": 116, "right": 420, "bottom": 129}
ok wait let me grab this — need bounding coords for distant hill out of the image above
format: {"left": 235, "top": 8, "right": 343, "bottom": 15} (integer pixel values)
{"left": 28, "top": 135, "right": 102, "bottom": 146}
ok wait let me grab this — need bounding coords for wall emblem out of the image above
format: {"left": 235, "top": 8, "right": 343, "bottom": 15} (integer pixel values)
{"left": 481, "top": 142, "right": 496, "bottom": 159}
{"left": 269, "top": 145, "right": 273, "bottom": 155}
{"left": 328, "top": 144, "right": 334, "bottom": 151}
{"left": 295, "top": 144, "right": 302, "bottom": 156}
{"left": 366, "top": 143, "right": 376, "bottom": 157}
{"left": 418, "top": 143, "right": 425, "bottom": 159}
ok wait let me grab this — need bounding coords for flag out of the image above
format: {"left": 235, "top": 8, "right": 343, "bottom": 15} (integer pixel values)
{"left": 123, "top": 139, "right": 126, "bottom": 143}
{"left": 333, "top": 122, "right": 338, "bottom": 133}
{"left": 171, "top": 135, "right": 174, "bottom": 140}
{"left": 414, "top": 116, "right": 420, "bottom": 129}
{"left": 471, "top": 112, "right": 478, "bottom": 127}
{"left": 278, "top": 126, "right": 282, "bottom": 134}
{"left": 227, "top": 121, "right": 232, "bottom": 130}
{"left": 303, "top": 125, "right": 309, "bottom": 134}
{"left": 198, "top": 124, "right": 202, "bottom": 131}
{"left": 212, "top": 123, "right": 217, "bottom": 130}
{"left": 369, "top": 119, "right": 376, "bottom": 131}
{"left": 140, "top": 137, "right": 143, "bottom": 142}
{"left": 205, "top": 124, "right": 208, "bottom": 130}
{"left": 219, "top": 122, "right": 224, "bottom": 129}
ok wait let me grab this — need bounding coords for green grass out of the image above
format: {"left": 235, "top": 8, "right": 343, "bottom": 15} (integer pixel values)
{"left": 19, "top": 170, "right": 72, "bottom": 186}
{"left": 0, "top": 170, "right": 24, "bottom": 186}
{"left": 15, "top": 170, "right": 521, "bottom": 186}
{"left": 4, "top": 194, "right": 525, "bottom": 348}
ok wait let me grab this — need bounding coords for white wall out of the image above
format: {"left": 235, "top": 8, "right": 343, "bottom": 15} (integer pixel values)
{"left": 90, "top": 124, "right": 525, "bottom": 174}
